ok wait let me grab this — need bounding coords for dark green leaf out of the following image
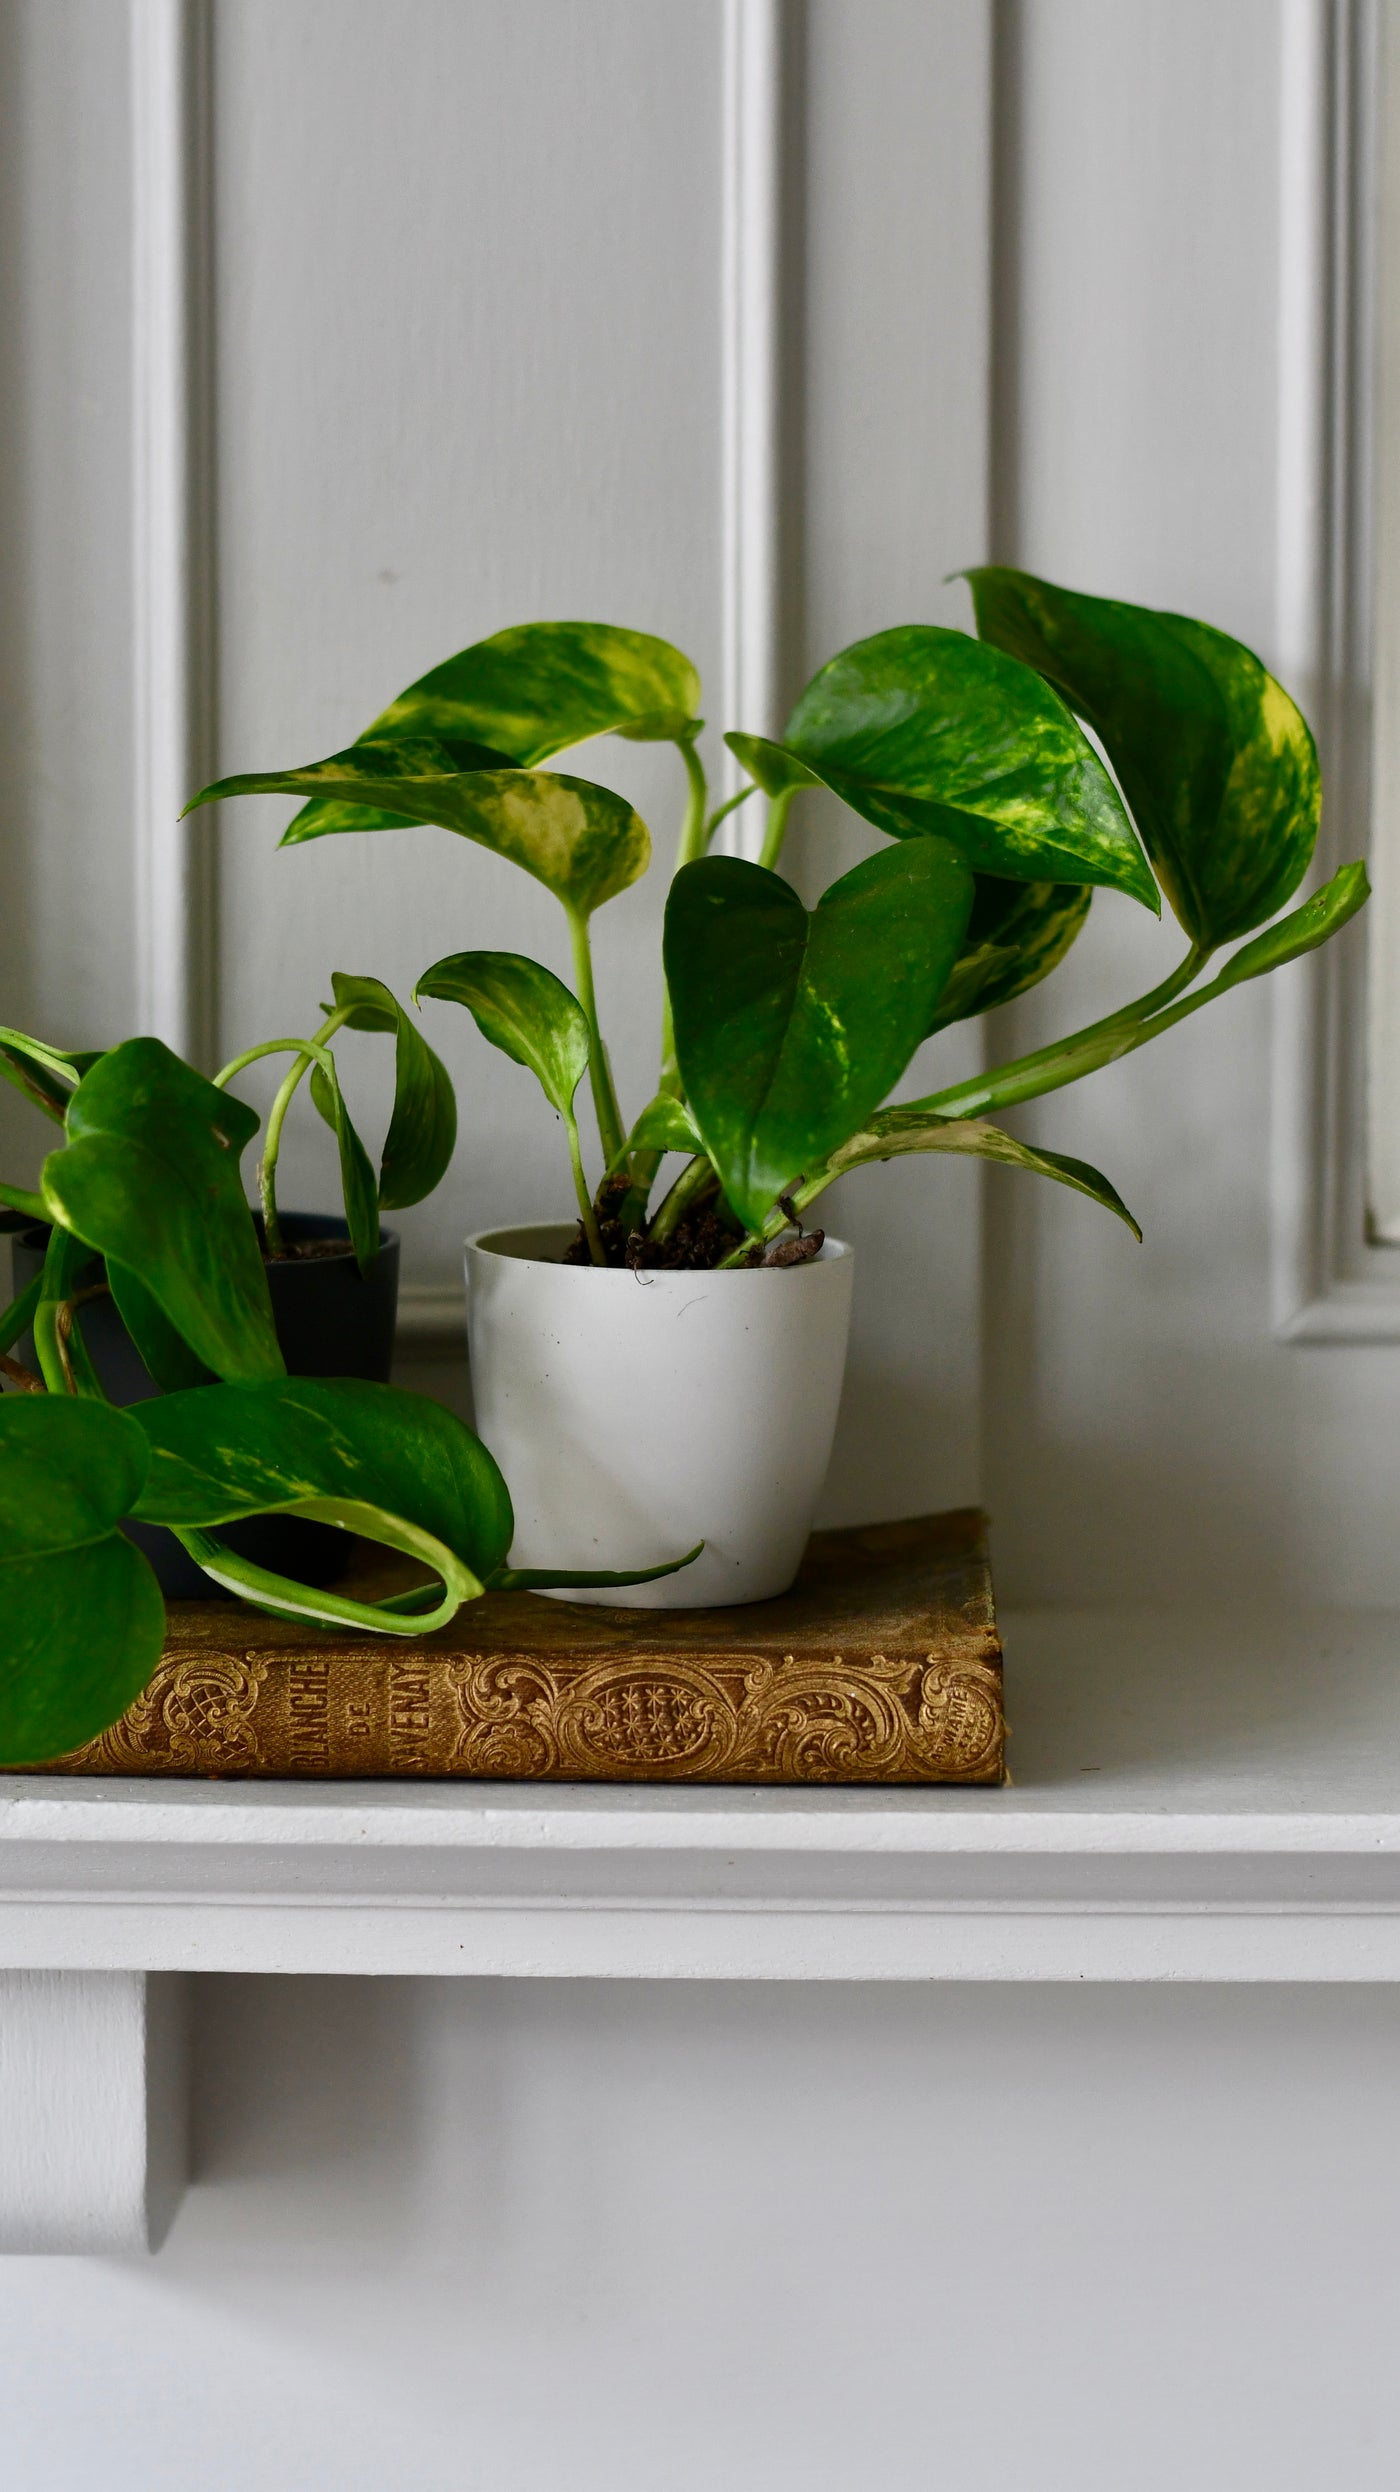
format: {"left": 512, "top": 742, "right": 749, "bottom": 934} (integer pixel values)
{"left": 723, "top": 732, "right": 823, "bottom": 800}
{"left": 131, "top": 1374, "right": 516, "bottom": 1583}
{"left": 307, "top": 1051, "right": 382, "bottom": 1274}
{"left": 40, "top": 1039, "right": 285, "bottom": 1384}
{"left": 0, "top": 1541, "right": 165, "bottom": 1762}
{"left": 106, "top": 1261, "right": 215, "bottom": 1391}
{"left": 186, "top": 749, "right": 650, "bottom": 920}
{"left": 414, "top": 951, "right": 590, "bottom": 1120}
{"left": 828, "top": 1111, "right": 1141, "bottom": 1238}
{"left": 666, "top": 841, "right": 975, "bottom": 1232}
{"left": 0, "top": 1397, "right": 164, "bottom": 1763}
{"left": 964, "top": 566, "right": 1320, "bottom": 946}
{"left": 777, "top": 625, "right": 1158, "bottom": 908}
{"left": 0, "top": 1391, "right": 150, "bottom": 1558}
{"left": 928, "top": 878, "right": 1092, "bottom": 1033}
{"left": 366, "top": 620, "right": 700, "bottom": 760}
{"left": 323, "top": 972, "right": 457, "bottom": 1211}
{"left": 0, "top": 1274, "right": 42, "bottom": 1356}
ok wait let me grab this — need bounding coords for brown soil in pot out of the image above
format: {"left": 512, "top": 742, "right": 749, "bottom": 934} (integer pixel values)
{"left": 562, "top": 1178, "right": 824, "bottom": 1272}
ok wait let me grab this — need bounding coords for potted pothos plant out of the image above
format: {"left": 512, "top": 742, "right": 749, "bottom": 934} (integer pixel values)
{"left": 189, "top": 568, "right": 1368, "bottom": 1607}
{"left": 0, "top": 1028, "right": 695, "bottom": 1765}
{"left": 4, "top": 970, "right": 455, "bottom": 1591}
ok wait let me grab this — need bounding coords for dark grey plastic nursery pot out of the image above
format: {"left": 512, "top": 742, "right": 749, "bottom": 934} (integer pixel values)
{"left": 8, "top": 1212, "right": 400, "bottom": 1596}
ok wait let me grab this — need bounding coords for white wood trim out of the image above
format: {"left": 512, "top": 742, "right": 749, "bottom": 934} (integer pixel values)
{"left": 131, "top": 0, "right": 214, "bottom": 1063}
{"left": 7, "top": 1605, "right": 1400, "bottom": 1982}
{"left": 1272, "top": 0, "right": 1394, "bottom": 1337}
{"left": 0, "top": 1972, "right": 187, "bottom": 2254}
{"left": 717, "top": 0, "right": 786, "bottom": 839}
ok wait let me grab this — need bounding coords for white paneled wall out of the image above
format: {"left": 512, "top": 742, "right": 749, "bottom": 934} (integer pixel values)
{"left": 6, "top": 5, "right": 1400, "bottom": 2485}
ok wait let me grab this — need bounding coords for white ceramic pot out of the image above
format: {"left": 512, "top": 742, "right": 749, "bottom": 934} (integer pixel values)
{"left": 464, "top": 1222, "right": 855, "bottom": 1607}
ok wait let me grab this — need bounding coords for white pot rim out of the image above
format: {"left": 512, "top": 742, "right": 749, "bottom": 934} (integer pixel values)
{"left": 465, "top": 1219, "right": 852, "bottom": 1281}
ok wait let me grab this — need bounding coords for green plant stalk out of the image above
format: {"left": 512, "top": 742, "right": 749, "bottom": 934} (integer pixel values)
{"left": 645, "top": 1151, "right": 718, "bottom": 1246}
{"left": 565, "top": 1113, "right": 607, "bottom": 1263}
{"left": 712, "top": 944, "right": 1228, "bottom": 1268}
{"left": 0, "top": 1272, "right": 42, "bottom": 1357}
{"left": 215, "top": 1018, "right": 350, "bottom": 1257}
{"left": 176, "top": 1522, "right": 474, "bottom": 1635}
{"left": 700, "top": 782, "right": 756, "bottom": 849}
{"left": 33, "top": 1228, "right": 106, "bottom": 1396}
{"left": 758, "top": 785, "right": 799, "bottom": 873}
{"left": 904, "top": 942, "right": 1211, "bottom": 1124}
{"left": 565, "top": 905, "right": 626, "bottom": 1168}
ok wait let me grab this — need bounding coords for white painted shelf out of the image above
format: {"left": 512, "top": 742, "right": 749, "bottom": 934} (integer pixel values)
{"left": 5, "top": 1604, "right": 1400, "bottom": 1984}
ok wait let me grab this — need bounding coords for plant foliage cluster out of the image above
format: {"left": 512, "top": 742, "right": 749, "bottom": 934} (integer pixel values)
{"left": 0, "top": 567, "right": 1367, "bottom": 1763}
{"left": 192, "top": 568, "right": 1366, "bottom": 1261}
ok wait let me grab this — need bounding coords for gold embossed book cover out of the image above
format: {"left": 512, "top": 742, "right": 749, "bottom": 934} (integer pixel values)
{"left": 31, "top": 1509, "right": 1003, "bottom": 1785}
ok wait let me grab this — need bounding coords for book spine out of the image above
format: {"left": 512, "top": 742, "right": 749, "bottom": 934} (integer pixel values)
{"left": 34, "top": 1633, "right": 1005, "bottom": 1784}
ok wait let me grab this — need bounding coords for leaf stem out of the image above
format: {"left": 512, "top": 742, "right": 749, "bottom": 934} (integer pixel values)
{"left": 566, "top": 906, "right": 626, "bottom": 1166}
{"left": 175, "top": 1525, "right": 473, "bottom": 1635}
{"left": 675, "top": 733, "right": 710, "bottom": 872}
{"left": 700, "top": 783, "right": 756, "bottom": 849}
{"left": 758, "top": 786, "right": 798, "bottom": 873}
{"left": 214, "top": 1024, "right": 346, "bottom": 1257}
{"left": 645, "top": 1152, "right": 718, "bottom": 1246}
{"left": 906, "top": 942, "right": 1212, "bottom": 1123}
{"left": 565, "top": 1114, "right": 607, "bottom": 1263}
{"left": 0, "top": 1273, "right": 42, "bottom": 1357}
{"left": 33, "top": 1228, "right": 106, "bottom": 1398}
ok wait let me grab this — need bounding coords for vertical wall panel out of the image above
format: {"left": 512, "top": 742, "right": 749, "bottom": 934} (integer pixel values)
{"left": 0, "top": 0, "right": 136, "bottom": 1197}
{"left": 212, "top": 0, "right": 722, "bottom": 1291}
{"left": 802, "top": 0, "right": 993, "bottom": 1523}
{"left": 981, "top": 0, "right": 1400, "bottom": 1603}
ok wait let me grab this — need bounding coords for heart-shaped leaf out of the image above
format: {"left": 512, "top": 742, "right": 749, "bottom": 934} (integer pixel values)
{"left": 186, "top": 749, "right": 650, "bottom": 920}
{"left": 666, "top": 841, "right": 974, "bottom": 1232}
{"left": 132, "top": 1375, "right": 516, "bottom": 1583}
{"left": 414, "top": 952, "right": 590, "bottom": 1120}
{"left": 928, "top": 878, "right": 1092, "bottom": 1033}
{"left": 367, "top": 620, "right": 701, "bottom": 761}
{"left": 40, "top": 1039, "right": 285, "bottom": 1384}
{"left": 828, "top": 1111, "right": 1141, "bottom": 1237}
{"left": 306, "top": 1051, "right": 382, "bottom": 1273}
{"left": 0, "top": 1397, "right": 165, "bottom": 1763}
{"left": 281, "top": 736, "right": 517, "bottom": 844}
{"left": 322, "top": 972, "right": 457, "bottom": 1211}
{"left": 964, "top": 567, "right": 1320, "bottom": 947}
{"left": 775, "top": 624, "right": 1157, "bottom": 908}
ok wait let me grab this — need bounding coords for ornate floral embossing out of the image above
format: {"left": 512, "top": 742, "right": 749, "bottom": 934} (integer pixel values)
{"left": 447, "top": 1657, "right": 561, "bottom": 1777}
{"left": 75, "top": 1648, "right": 269, "bottom": 1772}
{"left": 439, "top": 1642, "right": 1003, "bottom": 1783}
{"left": 559, "top": 1662, "right": 738, "bottom": 1777}
{"left": 914, "top": 1658, "right": 1004, "bottom": 1777}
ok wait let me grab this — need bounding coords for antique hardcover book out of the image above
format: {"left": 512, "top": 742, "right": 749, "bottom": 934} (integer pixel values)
{"left": 33, "top": 1509, "right": 1004, "bottom": 1786}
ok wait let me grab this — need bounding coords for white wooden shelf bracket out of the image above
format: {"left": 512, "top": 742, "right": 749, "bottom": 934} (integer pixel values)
{"left": 0, "top": 1972, "right": 188, "bottom": 2255}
